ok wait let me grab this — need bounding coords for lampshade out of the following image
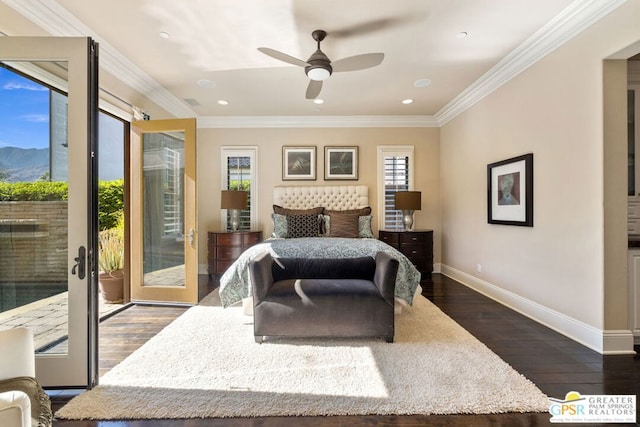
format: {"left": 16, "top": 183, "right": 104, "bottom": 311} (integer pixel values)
{"left": 394, "top": 191, "right": 421, "bottom": 210}
{"left": 221, "top": 190, "right": 248, "bottom": 210}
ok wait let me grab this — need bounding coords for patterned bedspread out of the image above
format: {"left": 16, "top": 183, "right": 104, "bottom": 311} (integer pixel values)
{"left": 218, "top": 237, "right": 422, "bottom": 308}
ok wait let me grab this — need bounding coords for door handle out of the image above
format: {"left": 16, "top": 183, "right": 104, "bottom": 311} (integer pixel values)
{"left": 71, "top": 246, "right": 86, "bottom": 279}
{"left": 188, "top": 229, "right": 195, "bottom": 247}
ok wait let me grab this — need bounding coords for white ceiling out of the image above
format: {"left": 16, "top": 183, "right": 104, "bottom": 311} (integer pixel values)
{"left": 0, "top": 0, "right": 625, "bottom": 124}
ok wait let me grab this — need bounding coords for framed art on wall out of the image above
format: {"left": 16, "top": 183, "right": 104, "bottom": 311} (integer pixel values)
{"left": 282, "top": 146, "right": 316, "bottom": 180}
{"left": 487, "top": 153, "right": 533, "bottom": 226}
{"left": 324, "top": 146, "right": 358, "bottom": 180}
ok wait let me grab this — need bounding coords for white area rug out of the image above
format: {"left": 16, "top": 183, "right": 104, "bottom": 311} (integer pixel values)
{"left": 56, "top": 292, "right": 549, "bottom": 420}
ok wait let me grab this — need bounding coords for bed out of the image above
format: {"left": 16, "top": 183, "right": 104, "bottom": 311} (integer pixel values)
{"left": 218, "top": 185, "right": 422, "bottom": 311}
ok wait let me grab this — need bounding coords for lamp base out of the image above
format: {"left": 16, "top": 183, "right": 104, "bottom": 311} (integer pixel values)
{"left": 229, "top": 209, "right": 241, "bottom": 231}
{"left": 401, "top": 210, "right": 415, "bottom": 231}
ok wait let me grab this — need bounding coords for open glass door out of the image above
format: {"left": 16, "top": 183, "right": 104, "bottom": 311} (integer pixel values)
{"left": 130, "top": 119, "right": 198, "bottom": 304}
{"left": 0, "top": 37, "right": 99, "bottom": 388}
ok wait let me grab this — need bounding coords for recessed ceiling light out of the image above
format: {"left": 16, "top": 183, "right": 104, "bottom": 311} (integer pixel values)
{"left": 159, "top": 31, "right": 170, "bottom": 39}
{"left": 313, "top": 98, "right": 324, "bottom": 105}
{"left": 402, "top": 99, "right": 414, "bottom": 105}
{"left": 217, "top": 100, "right": 229, "bottom": 106}
{"left": 456, "top": 31, "right": 468, "bottom": 39}
{"left": 414, "top": 79, "right": 431, "bottom": 88}
{"left": 197, "top": 79, "right": 216, "bottom": 89}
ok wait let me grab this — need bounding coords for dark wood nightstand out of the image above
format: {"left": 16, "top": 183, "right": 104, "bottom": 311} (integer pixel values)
{"left": 378, "top": 229, "right": 433, "bottom": 276}
{"left": 207, "top": 230, "right": 262, "bottom": 276}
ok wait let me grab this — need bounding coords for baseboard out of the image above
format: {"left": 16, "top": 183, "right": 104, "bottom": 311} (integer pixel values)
{"left": 603, "top": 330, "right": 636, "bottom": 355}
{"left": 440, "top": 265, "right": 636, "bottom": 355}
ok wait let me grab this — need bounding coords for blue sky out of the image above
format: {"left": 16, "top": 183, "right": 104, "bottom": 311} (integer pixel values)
{"left": 0, "top": 66, "right": 49, "bottom": 149}
{"left": 0, "top": 65, "right": 124, "bottom": 180}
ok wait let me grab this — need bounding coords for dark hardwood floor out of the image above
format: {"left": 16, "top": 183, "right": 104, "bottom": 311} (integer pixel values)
{"left": 96, "top": 305, "right": 189, "bottom": 378}
{"left": 51, "top": 274, "right": 640, "bottom": 426}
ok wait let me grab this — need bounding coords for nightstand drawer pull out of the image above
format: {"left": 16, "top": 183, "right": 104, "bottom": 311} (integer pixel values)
{"left": 400, "top": 233, "right": 426, "bottom": 244}
{"left": 402, "top": 245, "right": 424, "bottom": 257}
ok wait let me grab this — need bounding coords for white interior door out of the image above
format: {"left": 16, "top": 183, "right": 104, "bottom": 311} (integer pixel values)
{"left": 0, "top": 37, "right": 99, "bottom": 388}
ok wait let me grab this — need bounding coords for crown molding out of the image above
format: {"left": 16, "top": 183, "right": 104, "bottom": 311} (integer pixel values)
{"left": 197, "top": 115, "right": 439, "bottom": 128}
{"left": 435, "top": 0, "right": 628, "bottom": 126}
{"left": 4, "top": 0, "right": 628, "bottom": 128}
{"left": 2, "top": 0, "right": 194, "bottom": 118}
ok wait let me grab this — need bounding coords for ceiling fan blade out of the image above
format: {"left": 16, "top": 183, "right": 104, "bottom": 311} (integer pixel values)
{"left": 332, "top": 53, "right": 384, "bottom": 72}
{"left": 329, "top": 16, "right": 423, "bottom": 38}
{"left": 306, "top": 80, "right": 323, "bottom": 99}
{"left": 257, "top": 47, "right": 308, "bottom": 67}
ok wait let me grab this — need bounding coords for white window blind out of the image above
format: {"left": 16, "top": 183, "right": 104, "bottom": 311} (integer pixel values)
{"left": 221, "top": 147, "right": 258, "bottom": 231}
{"left": 384, "top": 156, "right": 410, "bottom": 229}
{"left": 377, "top": 146, "right": 414, "bottom": 231}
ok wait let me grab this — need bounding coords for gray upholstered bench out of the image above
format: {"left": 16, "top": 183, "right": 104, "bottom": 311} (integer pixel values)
{"left": 249, "top": 252, "right": 399, "bottom": 343}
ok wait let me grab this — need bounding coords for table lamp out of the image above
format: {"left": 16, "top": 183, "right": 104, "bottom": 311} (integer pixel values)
{"left": 394, "top": 191, "right": 421, "bottom": 231}
{"left": 221, "top": 190, "right": 248, "bottom": 231}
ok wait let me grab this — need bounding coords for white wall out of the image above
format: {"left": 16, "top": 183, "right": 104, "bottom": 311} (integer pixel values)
{"left": 440, "top": 1, "right": 640, "bottom": 353}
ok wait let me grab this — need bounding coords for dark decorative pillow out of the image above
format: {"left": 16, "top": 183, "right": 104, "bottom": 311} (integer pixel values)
{"left": 322, "top": 214, "right": 374, "bottom": 238}
{"left": 323, "top": 206, "right": 372, "bottom": 217}
{"left": 273, "top": 205, "right": 324, "bottom": 216}
{"left": 328, "top": 213, "right": 359, "bottom": 238}
{"left": 286, "top": 214, "right": 320, "bottom": 238}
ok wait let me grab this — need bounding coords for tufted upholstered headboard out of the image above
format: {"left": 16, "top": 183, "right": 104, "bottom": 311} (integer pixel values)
{"left": 273, "top": 185, "right": 368, "bottom": 210}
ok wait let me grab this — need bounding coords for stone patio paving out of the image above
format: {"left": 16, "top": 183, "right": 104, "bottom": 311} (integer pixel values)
{"left": 0, "top": 265, "right": 189, "bottom": 351}
{"left": 0, "top": 291, "right": 124, "bottom": 352}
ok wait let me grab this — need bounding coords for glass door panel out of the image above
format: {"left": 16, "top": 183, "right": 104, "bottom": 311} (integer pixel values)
{"left": 131, "top": 119, "right": 197, "bottom": 304}
{"left": 143, "top": 132, "right": 185, "bottom": 287}
{"left": 0, "top": 37, "right": 98, "bottom": 388}
{"left": 0, "top": 65, "right": 70, "bottom": 356}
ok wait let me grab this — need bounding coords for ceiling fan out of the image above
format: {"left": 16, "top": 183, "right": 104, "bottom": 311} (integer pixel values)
{"left": 258, "top": 29, "right": 384, "bottom": 99}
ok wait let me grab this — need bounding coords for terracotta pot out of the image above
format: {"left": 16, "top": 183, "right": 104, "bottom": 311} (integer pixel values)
{"left": 99, "top": 270, "right": 124, "bottom": 303}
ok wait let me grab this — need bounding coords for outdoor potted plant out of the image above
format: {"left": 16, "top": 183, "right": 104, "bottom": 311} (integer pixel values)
{"left": 98, "top": 227, "right": 124, "bottom": 303}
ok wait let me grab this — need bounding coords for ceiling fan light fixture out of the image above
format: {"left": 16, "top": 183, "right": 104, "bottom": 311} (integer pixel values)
{"left": 259, "top": 29, "right": 383, "bottom": 98}
{"left": 306, "top": 66, "right": 331, "bottom": 81}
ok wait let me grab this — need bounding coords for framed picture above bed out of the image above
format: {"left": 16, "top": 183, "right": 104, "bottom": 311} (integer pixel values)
{"left": 324, "top": 146, "right": 358, "bottom": 180}
{"left": 487, "top": 153, "right": 533, "bottom": 227}
{"left": 282, "top": 146, "right": 316, "bottom": 180}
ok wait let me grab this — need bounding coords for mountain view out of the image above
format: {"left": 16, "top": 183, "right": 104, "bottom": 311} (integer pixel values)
{"left": 0, "top": 146, "right": 48, "bottom": 182}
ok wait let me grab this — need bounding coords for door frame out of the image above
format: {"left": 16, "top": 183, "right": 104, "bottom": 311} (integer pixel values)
{"left": 130, "top": 118, "right": 198, "bottom": 304}
{"left": 0, "top": 37, "right": 99, "bottom": 388}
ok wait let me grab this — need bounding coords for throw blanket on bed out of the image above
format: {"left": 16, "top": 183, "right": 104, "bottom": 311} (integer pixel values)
{"left": 218, "top": 237, "right": 421, "bottom": 308}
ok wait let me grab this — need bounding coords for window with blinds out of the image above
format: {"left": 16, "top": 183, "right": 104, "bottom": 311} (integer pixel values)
{"left": 222, "top": 147, "right": 258, "bottom": 231}
{"left": 377, "top": 146, "right": 414, "bottom": 231}
{"left": 384, "top": 156, "right": 410, "bottom": 230}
